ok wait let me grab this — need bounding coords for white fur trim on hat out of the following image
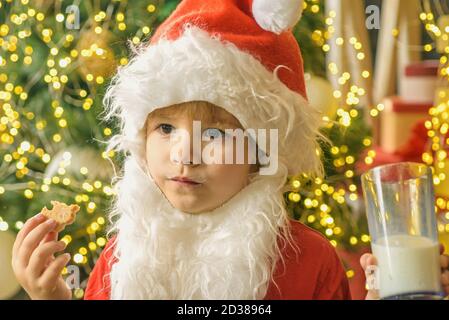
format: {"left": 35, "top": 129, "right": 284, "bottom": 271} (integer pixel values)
{"left": 252, "top": 0, "right": 304, "bottom": 34}
{"left": 103, "top": 26, "right": 322, "bottom": 177}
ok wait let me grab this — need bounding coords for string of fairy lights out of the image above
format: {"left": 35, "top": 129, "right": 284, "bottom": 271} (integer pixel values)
{"left": 418, "top": 0, "right": 449, "bottom": 229}
{"left": 1, "top": 0, "right": 449, "bottom": 298}
{"left": 288, "top": 1, "right": 373, "bottom": 258}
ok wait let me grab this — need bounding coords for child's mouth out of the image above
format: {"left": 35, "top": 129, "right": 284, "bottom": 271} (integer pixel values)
{"left": 170, "top": 177, "right": 203, "bottom": 186}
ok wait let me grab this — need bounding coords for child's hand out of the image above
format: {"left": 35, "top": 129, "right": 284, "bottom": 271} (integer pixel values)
{"left": 360, "top": 244, "right": 449, "bottom": 300}
{"left": 11, "top": 213, "right": 72, "bottom": 300}
{"left": 438, "top": 244, "right": 449, "bottom": 296}
{"left": 359, "top": 253, "right": 379, "bottom": 300}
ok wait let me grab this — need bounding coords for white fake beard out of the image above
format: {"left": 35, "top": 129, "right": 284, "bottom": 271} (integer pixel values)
{"left": 108, "top": 157, "right": 294, "bottom": 300}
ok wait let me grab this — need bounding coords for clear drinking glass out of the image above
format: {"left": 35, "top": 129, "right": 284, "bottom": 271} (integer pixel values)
{"left": 361, "top": 162, "right": 444, "bottom": 300}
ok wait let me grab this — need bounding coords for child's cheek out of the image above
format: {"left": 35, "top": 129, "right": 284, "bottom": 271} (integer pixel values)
{"left": 146, "top": 136, "right": 167, "bottom": 168}
{"left": 220, "top": 138, "right": 252, "bottom": 165}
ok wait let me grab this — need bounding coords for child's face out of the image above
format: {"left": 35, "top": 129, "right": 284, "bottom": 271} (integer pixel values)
{"left": 145, "top": 102, "right": 257, "bottom": 214}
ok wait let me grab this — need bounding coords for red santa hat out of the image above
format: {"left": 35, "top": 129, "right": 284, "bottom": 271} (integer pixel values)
{"left": 105, "top": 0, "right": 323, "bottom": 176}
{"left": 151, "top": 0, "right": 307, "bottom": 96}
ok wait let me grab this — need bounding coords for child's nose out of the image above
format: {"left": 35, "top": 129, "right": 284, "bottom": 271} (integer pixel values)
{"left": 171, "top": 127, "right": 202, "bottom": 165}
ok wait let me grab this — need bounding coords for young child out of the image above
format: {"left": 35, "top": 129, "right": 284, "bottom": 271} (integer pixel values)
{"left": 12, "top": 0, "right": 449, "bottom": 300}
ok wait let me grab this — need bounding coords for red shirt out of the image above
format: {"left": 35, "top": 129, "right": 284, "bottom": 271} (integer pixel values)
{"left": 84, "top": 220, "right": 352, "bottom": 300}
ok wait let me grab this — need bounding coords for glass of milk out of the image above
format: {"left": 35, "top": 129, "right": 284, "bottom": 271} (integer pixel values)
{"left": 361, "top": 162, "right": 444, "bottom": 300}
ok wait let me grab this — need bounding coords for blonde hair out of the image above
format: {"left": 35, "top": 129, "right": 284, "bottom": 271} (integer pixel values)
{"left": 146, "top": 100, "right": 243, "bottom": 129}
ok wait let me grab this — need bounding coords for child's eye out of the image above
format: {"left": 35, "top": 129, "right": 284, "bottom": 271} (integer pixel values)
{"left": 157, "top": 124, "right": 175, "bottom": 135}
{"left": 203, "top": 128, "right": 225, "bottom": 140}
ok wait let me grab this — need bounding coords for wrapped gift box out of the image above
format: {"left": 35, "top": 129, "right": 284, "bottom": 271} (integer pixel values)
{"left": 380, "top": 97, "right": 431, "bottom": 153}
{"left": 399, "top": 60, "right": 439, "bottom": 104}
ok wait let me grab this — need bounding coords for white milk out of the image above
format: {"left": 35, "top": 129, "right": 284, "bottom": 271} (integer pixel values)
{"left": 371, "top": 235, "right": 442, "bottom": 298}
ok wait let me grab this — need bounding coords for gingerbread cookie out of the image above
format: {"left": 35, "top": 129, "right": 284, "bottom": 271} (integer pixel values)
{"left": 41, "top": 201, "right": 80, "bottom": 232}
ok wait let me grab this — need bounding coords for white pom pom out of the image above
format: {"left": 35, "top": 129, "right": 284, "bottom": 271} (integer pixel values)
{"left": 252, "top": 0, "right": 304, "bottom": 35}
